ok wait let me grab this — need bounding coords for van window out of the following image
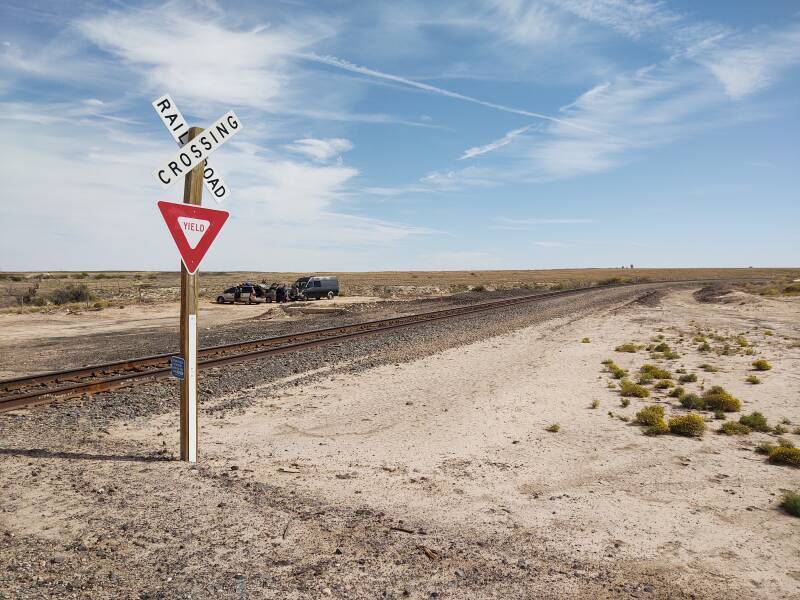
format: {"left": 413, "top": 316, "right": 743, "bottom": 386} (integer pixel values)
{"left": 313, "top": 280, "right": 322, "bottom": 287}
{"left": 225, "top": 287, "right": 236, "bottom": 293}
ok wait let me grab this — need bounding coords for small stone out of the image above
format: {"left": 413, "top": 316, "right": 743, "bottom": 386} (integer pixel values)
{"left": 517, "top": 558, "right": 527, "bottom": 569}
{"left": 454, "top": 569, "right": 465, "bottom": 578}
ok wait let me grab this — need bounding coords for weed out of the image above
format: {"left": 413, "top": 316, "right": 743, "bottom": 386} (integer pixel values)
{"left": 668, "top": 414, "right": 706, "bottom": 437}
{"left": 621, "top": 398, "right": 631, "bottom": 408}
{"left": 668, "top": 386, "right": 685, "bottom": 398}
{"left": 608, "top": 364, "right": 628, "bottom": 379}
{"left": 590, "top": 399, "right": 600, "bottom": 409}
{"left": 755, "top": 442, "right": 775, "bottom": 455}
{"left": 620, "top": 379, "right": 650, "bottom": 398}
{"left": 607, "top": 381, "right": 617, "bottom": 389}
{"left": 767, "top": 447, "right": 800, "bottom": 468}
{"left": 764, "top": 330, "right": 774, "bottom": 336}
{"left": 752, "top": 359, "right": 772, "bottom": 371}
{"left": 720, "top": 421, "right": 751, "bottom": 435}
{"left": 654, "top": 379, "right": 672, "bottom": 390}
{"left": 739, "top": 412, "right": 770, "bottom": 432}
{"left": 644, "top": 420, "right": 670, "bottom": 436}
{"left": 615, "top": 343, "right": 638, "bottom": 353}
{"left": 745, "top": 348, "right": 756, "bottom": 355}
{"left": 699, "top": 363, "right": 718, "bottom": 372}
{"left": 714, "top": 409, "right": 725, "bottom": 420}
{"left": 678, "top": 373, "right": 698, "bottom": 383}
{"left": 653, "top": 342, "right": 670, "bottom": 353}
{"left": 546, "top": 423, "right": 560, "bottom": 433}
{"left": 780, "top": 492, "right": 800, "bottom": 517}
{"left": 601, "top": 359, "right": 614, "bottom": 365}
{"left": 635, "top": 405, "right": 665, "bottom": 426}
{"left": 774, "top": 424, "right": 789, "bottom": 435}
{"left": 745, "top": 375, "right": 761, "bottom": 384}
{"left": 637, "top": 373, "right": 654, "bottom": 385}
{"left": 640, "top": 364, "right": 672, "bottom": 379}
{"left": 693, "top": 335, "right": 707, "bottom": 343}
{"left": 702, "top": 386, "right": 741, "bottom": 412}
{"left": 698, "top": 342, "right": 711, "bottom": 352}
{"left": 581, "top": 337, "right": 591, "bottom": 343}
{"left": 663, "top": 350, "right": 680, "bottom": 360}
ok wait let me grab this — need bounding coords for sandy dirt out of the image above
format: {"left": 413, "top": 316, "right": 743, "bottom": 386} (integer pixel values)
{"left": 2, "top": 288, "right": 799, "bottom": 598}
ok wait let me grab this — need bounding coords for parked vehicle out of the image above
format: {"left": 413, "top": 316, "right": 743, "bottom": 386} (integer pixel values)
{"left": 216, "top": 283, "right": 270, "bottom": 304}
{"left": 301, "top": 275, "right": 340, "bottom": 300}
{"left": 288, "top": 277, "right": 310, "bottom": 301}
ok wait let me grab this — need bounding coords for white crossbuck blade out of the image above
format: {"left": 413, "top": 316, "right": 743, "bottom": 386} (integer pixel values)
{"left": 152, "top": 94, "right": 239, "bottom": 201}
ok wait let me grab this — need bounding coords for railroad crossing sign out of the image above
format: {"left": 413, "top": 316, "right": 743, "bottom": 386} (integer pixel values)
{"left": 152, "top": 94, "right": 231, "bottom": 202}
{"left": 153, "top": 107, "right": 241, "bottom": 190}
{"left": 150, "top": 98, "right": 243, "bottom": 464}
{"left": 157, "top": 200, "right": 229, "bottom": 274}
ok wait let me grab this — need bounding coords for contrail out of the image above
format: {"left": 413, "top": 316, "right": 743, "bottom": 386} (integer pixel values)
{"left": 300, "top": 53, "right": 601, "bottom": 134}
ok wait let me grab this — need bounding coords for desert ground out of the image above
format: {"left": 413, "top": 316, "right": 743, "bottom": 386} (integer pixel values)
{"left": 1, "top": 278, "right": 799, "bottom": 598}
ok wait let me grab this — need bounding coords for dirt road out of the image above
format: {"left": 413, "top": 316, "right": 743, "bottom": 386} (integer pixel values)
{"left": 1, "top": 286, "right": 798, "bottom": 598}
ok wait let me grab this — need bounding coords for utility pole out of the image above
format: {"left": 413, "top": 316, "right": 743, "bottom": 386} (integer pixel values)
{"left": 179, "top": 126, "right": 204, "bottom": 462}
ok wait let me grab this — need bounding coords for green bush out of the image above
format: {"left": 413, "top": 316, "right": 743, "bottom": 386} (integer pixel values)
{"left": 620, "top": 379, "right": 650, "bottom": 398}
{"left": 615, "top": 343, "right": 638, "bottom": 353}
{"left": 668, "top": 414, "right": 706, "bottom": 437}
{"left": 644, "top": 420, "right": 670, "bottom": 436}
{"left": 752, "top": 359, "right": 772, "bottom": 371}
{"left": 608, "top": 364, "right": 628, "bottom": 379}
{"left": 767, "top": 447, "right": 800, "bottom": 468}
{"left": 668, "top": 386, "right": 685, "bottom": 398}
{"left": 678, "top": 373, "right": 697, "bottom": 383}
{"left": 680, "top": 393, "right": 705, "bottom": 410}
{"left": 49, "top": 284, "right": 93, "bottom": 305}
{"left": 739, "top": 411, "right": 770, "bottom": 432}
{"left": 640, "top": 364, "right": 672, "bottom": 380}
{"left": 720, "top": 421, "right": 751, "bottom": 436}
{"left": 702, "top": 386, "right": 741, "bottom": 412}
{"left": 635, "top": 405, "right": 665, "bottom": 426}
{"left": 745, "top": 375, "right": 761, "bottom": 384}
{"left": 780, "top": 492, "right": 800, "bottom": 517}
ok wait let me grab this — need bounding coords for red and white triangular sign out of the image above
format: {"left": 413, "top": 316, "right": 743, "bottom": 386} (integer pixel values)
{"left": 157, "top": 201, "right": 229, "bottom": 274}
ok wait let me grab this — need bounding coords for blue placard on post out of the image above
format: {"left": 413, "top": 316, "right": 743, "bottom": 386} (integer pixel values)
{"left": 170, "top": 356, "right": 185, "bottom": 380}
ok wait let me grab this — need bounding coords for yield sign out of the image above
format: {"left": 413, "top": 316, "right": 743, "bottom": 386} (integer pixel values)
{"left": 157, "top": 201, "right": 229, "bottom": 274}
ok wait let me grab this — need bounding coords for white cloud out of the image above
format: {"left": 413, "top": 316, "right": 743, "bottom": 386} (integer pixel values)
{"left": 459, "top": 124, "right": 534, "bottom": 159}
{"left": 284, "top": 138, "right": 354, "bottom": 162}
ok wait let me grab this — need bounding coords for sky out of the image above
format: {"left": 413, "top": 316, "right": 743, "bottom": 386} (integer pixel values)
{"left": 1, "top": 0, "right": 798, "bottom": 272}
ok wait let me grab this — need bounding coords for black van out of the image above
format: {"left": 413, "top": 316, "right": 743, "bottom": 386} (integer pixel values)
{"left": 301, "top": 276, "right": 340, "bottom": 300}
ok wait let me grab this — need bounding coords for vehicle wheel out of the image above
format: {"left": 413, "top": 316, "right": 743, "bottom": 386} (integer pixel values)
{"left": 217, "top": 296, "right": 225, "bottom": 304}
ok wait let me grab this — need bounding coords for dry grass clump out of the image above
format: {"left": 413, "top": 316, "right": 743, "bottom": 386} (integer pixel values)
{"left": 668, "top": 414, "right": 706, "bottom": 437}
{"left": 640, "top": 364, "right": 671, "bottom": 380}
{"left": 752, "top": 359, "right": 772, "bottom": 371}
{"left": 637, "top": 373, "right": 654, "bottom": 385}
{"left": 635, "top": 405, "right": 665, "bottom": 426}
{"left": 720, "top": 421, "right": 751, "bottom": 436}
{"left": 545, "top": 423, "right": 560, "bottom": 433}
{"left": 581, "top": 337, "right": 591, "bottom": 343}
{"left": 767, "top": 447, "right": 800, "bottom": 468}
{"left": 608, "top": 364, "right": 628, "bottom": 379}
{"left": 701, "top": 386, "right": 741, "bottom": 412}
{"left": 654, "top": 379, "right": 672, "bottom": 390}
{"left": 620, "top": 379, "right": 650, "bottom": 398}
{"left": 739, "top": 411, "right": 770, "bottom": 432}
{"left": 590, "top": 399, "right": 600, "bottom": 409}
{"left": 678, "top": 373, "right": 697, "bottom": 383}
{"left": 699, "top": 363, "right": 718, "bottom": 372}
{"left": 745, "top": 375, "right": 761, "bottom": 384}
{"left": 620, "top": 398, "right": 631, "bottom": 408}
{"left": 773, "top": 424, "right": 789, "bottom": 435}
{"left": 781, "top": 492, "right": 800, "bottom": 517}
{"left": 698, "top": 341, "right": 711, "bottom": 352}
{"left": 615, "top": 343, "right": 638, "bottom": 353}
{"left": 644, "top": 420, "right": 670, "bottom": 436}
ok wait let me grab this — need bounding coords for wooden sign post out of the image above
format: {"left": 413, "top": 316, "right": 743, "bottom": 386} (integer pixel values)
{"left": 180, "top": 126, "right": 204, "bottom": 463}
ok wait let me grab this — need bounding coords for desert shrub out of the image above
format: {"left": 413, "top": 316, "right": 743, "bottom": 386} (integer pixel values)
{"left": 699, "top": 363, "right": 718, "bottom": 372}
{"left": 781, "top": 492, "right": 800, "bottom": 517}
{"left": 608, "top": 364, "right": 628, "bottom": 379}
{"left": 615, "top": 343, "right": 638, "bottom": 353}
{"left": 764, "top": 330, "right": 774, "bottom": 336}
{"left": 739, "top": 411, "right": 770, "bottom": 432}
{"left": 680, "top": 393, "right": 705, "bottom": 410}
{"left": 755, "top": 442, "right": 775, "bottom": 455}
{"left": 644, "top": 422, "right": 669, "bottom": 436}
{"left": 471, "top": 284, "right": 487, "bottom": 292}
{"left": 745, "top": 375, "right": 761, "bottom": 384}
{"left": 620, "top": 379, "right": 650, "bottom": 398}
{"left": 720, "top": 421, "right": 751, "bottom": 435}
{"left": 774, "top": 424, "right": 789, "bottom": 435}
{"left": 637, "top": 373, "right": 654, "bottom": 385}
{"left": 752, "top": 359, "right": 772, "bottom": 371}
{"left": 668, "top": 414, "right": 706, "bottom": 437}
{"left": 663, "top": 350, "right": 680, "bottom": 360}
{"left": 702, "top": 386, "right": 741, "bottom": 412}
{"left": 784, "top": 284, "right": 800, "bottom": 294}
{"left": 735, "top": 336, "right": 749, "bottom": 347}
{"left": 590, "top": 399, "right": 600, "bottom": 409}
{"left": 640, "top": 364, "right": 671, "bottom": 380}
{"left": 49, "top": 284, "right": 93, "bottom": 305}
{"left": 635, "top": 405, "right": 665, "bottom": 426}
{"left": 581, "top": 337, "right": 590, "bottom": 343}
{"left": 601, "top": 358, "right": 614, "bottom": 365}
{"left": 794, "top": 427, "right": 800, "bottom": 435}
{"left": 698, "top": 342, "right": 711, "bottom": 352}
{"left": 668, "top": 386, "right": 685, "bottom": 398}
{"left": 654, "top": 379, "right": 672, "bottom": 390}
{"left": 621, "top": 398, "right": 631, "bottom": 408}
{"left": 714, "top": 409, "right": 725, "bottom": 420}
{"left": 767, "top": 447, "right": 800, "bottom": 468}
{"left": 546, "top": 423, "right": 560, "bottom": 433}
{"left": 71, "top": 272, "right": 89, "bottom": 279}
{"left": 678, "top": 373, "right": 698, "bottom": 383}
{"left": 693, "top": 335, "right": 707, "bottom": 343}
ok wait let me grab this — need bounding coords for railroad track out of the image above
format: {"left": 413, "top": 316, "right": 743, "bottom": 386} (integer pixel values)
{"left": 0, "top": 282, "right": 698, "bottom": 413}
